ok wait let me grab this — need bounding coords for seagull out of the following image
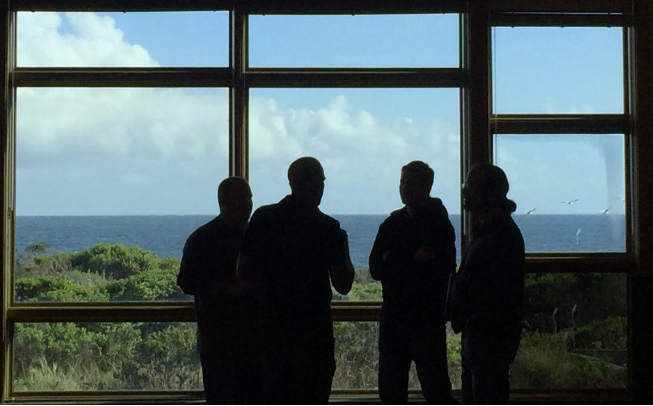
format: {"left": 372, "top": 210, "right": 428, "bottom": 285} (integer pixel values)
{"left": 576, "top": 228, "right": 582, "bottom": 245}
{"left": 601, "top": 207, "right": 611, "bottom": 215}
{"left": 561, "top": 199, "right": 579, "bottom": 205}
{"left": 525, "top": 208, "right": 536, "bottom": 215}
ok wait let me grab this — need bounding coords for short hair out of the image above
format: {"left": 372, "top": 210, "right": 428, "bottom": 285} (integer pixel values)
{"left": 288, "top": 156, "right": 325, "bottom": 187}
{"left": 401, "top": 160, "right": 434, "bottom": 189}
{"left": 217, "top": 176, "right": 250, "bottom": 207}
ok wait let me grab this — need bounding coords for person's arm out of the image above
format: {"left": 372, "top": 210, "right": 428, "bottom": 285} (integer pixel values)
{"left": 369, "top": 221, "right": 412, "bottom": 281}
{"left": 369, "top": 222, "right": 392, "bottom": 281}
{"left": 330, "top": 229, "right": 355, "bottom": 295}
{"left": 449, "top": 267, "right": 470, "bottom": 334}
{"left": 177, "top": 236, "right": 203, "bottom": 295}
{"left": 330, "top": 262, "right": 355, "bottom": 295}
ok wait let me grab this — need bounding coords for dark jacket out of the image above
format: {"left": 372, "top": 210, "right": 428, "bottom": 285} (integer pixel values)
{"left": 240, "top": 194, "right": 347, "bottom": 328}
{"left": 177, "top": 216, "right": 251, "bottom": 357}
{"left": 369, "top": 197, "right": 456, "bottom": 322}
{"left": 450, "top": 215, "right": 525, "bottom": 365}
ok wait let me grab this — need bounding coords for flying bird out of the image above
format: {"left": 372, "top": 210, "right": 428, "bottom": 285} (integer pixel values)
{"left": 576, "top": 228, "right": 582, "bottom": 245}
{"left": 525, "top": 208, "right": 536, "bottom": 215}
{"left": 561, "top": 199, "right": 578, "bottom": 205}
{"left": 601, "top": 207, "right": 611, "bottom": 215}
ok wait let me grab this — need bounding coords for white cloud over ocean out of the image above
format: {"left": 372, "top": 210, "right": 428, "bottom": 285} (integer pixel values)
{"left": 16, "top": 12, "right": 461, "bottom": 215}
{"left": 15, "top": 12, "right": 623, "bottom": 216}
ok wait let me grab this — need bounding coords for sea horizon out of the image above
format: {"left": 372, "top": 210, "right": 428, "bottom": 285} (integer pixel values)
{"left": 14, "top": 214, "right": 627, "bottom": 267}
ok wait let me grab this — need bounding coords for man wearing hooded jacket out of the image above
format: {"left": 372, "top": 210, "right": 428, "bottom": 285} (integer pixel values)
{"left": 370, "top": 160, "right": 456, "bottom": 404}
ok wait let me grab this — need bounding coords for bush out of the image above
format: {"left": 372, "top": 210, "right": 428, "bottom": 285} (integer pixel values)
{"left": 511, "top": 330, "right": 626, "bottom": 389}
{"left": 71, "top": 243, "right": 160, "bottom": 280}
{"left": 16, "top": 276, "right": 109, "bottom": 302}
{"left": 574, "top": 316, "right": 627, "bottom": 350}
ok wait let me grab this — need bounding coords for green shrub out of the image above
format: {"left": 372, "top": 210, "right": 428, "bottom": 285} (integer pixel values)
{"left": 511, "top": 331, "right": 626, "bottom": 389}
{"left": 15, "top": 276, "right": 109, "bottom": 302}
{"left": 71, "top": 243, "right": 160, "bottom": 279}
{"left": 574, "top": 316, "right": 627, "bottom": 350}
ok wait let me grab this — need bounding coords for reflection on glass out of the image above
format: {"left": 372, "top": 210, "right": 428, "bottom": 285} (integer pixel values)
{"left": 494, "top": 134, "right": 626, "bottom": 253}
{"left": 512, "top": 272, "right": 627, "bottom": 389}
{"left": 17, "top": 11, "right": 229, "bottom": 67}
{"left": 249, "top": 14, "right": 459, "bottom": 68}
{"left": 493, "top": 27, "right": 623, "bottom": 114}
{"left": 15, "top": 88, "right": 228, "bottom": 302}
{"left": 248, "top": 88, "right": 461, "bottom": 302}
{"left": 13, "top": 322, "right": 202, "bottom": 391}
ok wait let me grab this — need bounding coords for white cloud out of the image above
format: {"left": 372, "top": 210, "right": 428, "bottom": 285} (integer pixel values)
{"left": 18, "top": 12, "right": 158, "bottom": 67}
{"left": 17, "top": 87, "right": 229, "bottom": 166}
{"left": 17, "top": 11, "right": 462, "bottom": 215}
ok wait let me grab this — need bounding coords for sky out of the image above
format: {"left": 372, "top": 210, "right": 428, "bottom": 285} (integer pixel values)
{"left": 14, "top": 11, "right": 626, "bottom": 216}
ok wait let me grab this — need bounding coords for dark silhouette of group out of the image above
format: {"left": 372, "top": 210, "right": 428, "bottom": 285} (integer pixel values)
{"left": 177, "top": 157, "right": 525, "bottom": 405}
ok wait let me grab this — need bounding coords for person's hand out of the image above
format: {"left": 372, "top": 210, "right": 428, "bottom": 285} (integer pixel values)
{"left": 413, "top": 246, "right": 435, "bottom": 262}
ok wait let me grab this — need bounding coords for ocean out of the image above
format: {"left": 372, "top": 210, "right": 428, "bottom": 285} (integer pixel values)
{"left": 14, "top": 214, "right": 626, "bottom": 267}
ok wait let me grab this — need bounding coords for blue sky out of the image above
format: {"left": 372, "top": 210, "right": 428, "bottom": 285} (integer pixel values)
{"left": 14, "top": 11, "right": 626, "bottom": 216}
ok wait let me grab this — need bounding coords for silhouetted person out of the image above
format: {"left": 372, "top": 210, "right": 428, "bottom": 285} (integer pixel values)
{"left": 237, "top": 156, "right": 355, "bottom": 404}
{"left": 449, "top": 163, "right": 525, "bottom": 404}
{"left": 177, "top": 177, "right": 260, "bottom": 404}
{"left": 369, "top": 161, "right": 456, "bottom": 404}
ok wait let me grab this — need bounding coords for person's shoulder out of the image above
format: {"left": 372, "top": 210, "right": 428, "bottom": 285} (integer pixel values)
{"left": 250, "top": 202, "right": 280, "bottom": 221}
{"left": 374, "top": 207, "right": 406, "bottom": 232}
{"left": 186, "top": 217, "right": 220, "bottom": 240}
{"left": 385, "top": 207, "right": 407, "bottom": 222}
{"left": 183, "top": 217, "right": 221, "bottom": 251}
{"left": 317, "top": 211, "right": 342, "bottom": 229}
{"left": 428, "top": 197, "right": 449, "bottom": 215}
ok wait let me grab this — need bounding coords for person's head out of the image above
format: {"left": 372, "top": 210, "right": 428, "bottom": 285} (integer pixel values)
{"left": 400, "top": 161, "right": 434, "bottom": 207}
{"left": 288, "top": 156, "right": 326, "bottom": 206}
{"left": 462, "top": 162, "right": 516, "bottom": 213}
{"left": 217, "top": 176, "right": 253, "bottom": 227}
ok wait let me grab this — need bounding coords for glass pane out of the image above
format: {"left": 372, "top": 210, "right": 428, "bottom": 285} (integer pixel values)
{"left": 248, "top": 88, "right": 461, "bottom": 300}
{"left": 493, "top": 27, "right": 623, "bottom": 114}
{"left": 333, "top": 321, "right": 462, "bottom": 391}
{"left": 17, "top": 11, "right": 229, "bottom": 67}
{"left": 494, "top": 134, "right": 626, "bottom": 253}
{"left": 512, "top": 272, "right": 627, "bottom": 389}
{"left": 13, "top": 322, "right": 202, "bottom": 391}
{"left": 15, "top": 87, "right": 229, "bottom": 302}
{"left": 249, "top": 14, "right": 459, "bottom": 68}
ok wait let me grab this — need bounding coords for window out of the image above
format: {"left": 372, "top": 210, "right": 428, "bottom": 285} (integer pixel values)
{"left": 2, "top": 1, "right": 637, "bottom": 403}
{"left": 489, "top": 12, "right": 631, "bottom": 391}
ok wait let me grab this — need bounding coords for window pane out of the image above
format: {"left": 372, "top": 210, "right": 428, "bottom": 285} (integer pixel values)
{"left": 513, "top": 272, "right": 627, "bottom": 389}
{"left": 493, "top": 27, "right": 623, "bottom": 114}
{"left": 13, "top": 322, "right": 201, "bottom": 391}
{"left": 333, "top": 321, "right": 461, "bottom": 391}
{"left": 249, "top": 14, "right": 459, "bottom": 68}
{"left": 494, "top": 134, "right": 626, "bottom": 253}
{"left": 15, "top": 87, "right": 228, "bottom": 302}
{"left": 248, "top": 88, "right": 461, "bottom": 300}
{"left": 17, "top": 11, "right": 229, "bottom": 67}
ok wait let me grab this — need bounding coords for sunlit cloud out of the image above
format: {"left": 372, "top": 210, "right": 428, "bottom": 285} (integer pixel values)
{"left": 18, "top": 12, "right": 158, "bottom": 67}
{"left": 17, "top": 88, "right": 229, "bottom": 166}
{"left": 17, "top": 11, "right": 461, "bottom": 215}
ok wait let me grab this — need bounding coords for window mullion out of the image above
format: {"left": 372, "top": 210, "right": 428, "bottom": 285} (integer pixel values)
{"left": 244, "top": 68, "right": 464, "bottom": 88}
{"left": 13, "top": 68, "right": 232, "bottom": 88}
{"left": 230, "top": 7, "right": 248, "bottom": 178}
{"left": 491, "top": 114, "right": 629, "bottom": 134}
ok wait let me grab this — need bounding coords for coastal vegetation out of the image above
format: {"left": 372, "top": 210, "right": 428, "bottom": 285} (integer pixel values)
{"left": 13, "top": 243, "right": 626, "bottom": 392}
